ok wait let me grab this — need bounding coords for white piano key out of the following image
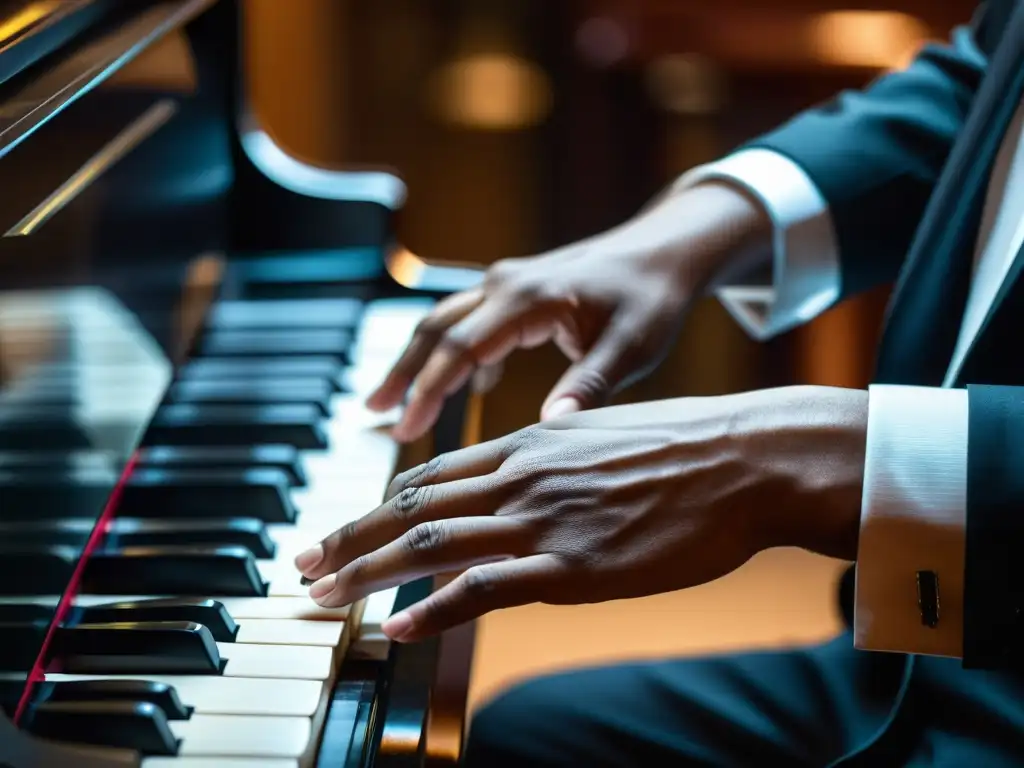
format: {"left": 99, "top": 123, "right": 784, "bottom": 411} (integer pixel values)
{"left": 45, "top": 674, "right": 325, "bottom": 717}
{"left": 234, "top": 618, "right": 343, "bottom": 647}
{"left": 259, "top": 563, "right": 318, "bottom": 597}
{"left": 357, "top": 588, "right": 398, "bottom": 635}
{"left": 169, "top": 714, "right": 312, "bottom": 759}
{"left": 349, "top": 588, "right": 398, "bottom": 658}
{"left": 299, "top": 433, "right": 398, "bottom": 474}
{"left": 217, "top": 642, "right": 334, "bottom": 680}
{"left": 217, "top": 597, "right": 347, "bottom": 621}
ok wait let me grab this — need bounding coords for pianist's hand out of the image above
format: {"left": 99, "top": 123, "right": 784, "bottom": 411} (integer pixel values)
{"left": 297, "top": 385, "right": 867, "bottom": 642}
{"left": 366, "top": 181, "right": 772, "bottom": 442}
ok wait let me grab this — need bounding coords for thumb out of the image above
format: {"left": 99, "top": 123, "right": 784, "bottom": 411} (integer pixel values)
{"left": 540, "top": 327, "right": 637, "bottom": 420}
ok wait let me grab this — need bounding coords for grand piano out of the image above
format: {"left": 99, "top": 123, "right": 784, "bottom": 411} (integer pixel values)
{"left": 0, "top": 1, "right": 482, "bottom": 765}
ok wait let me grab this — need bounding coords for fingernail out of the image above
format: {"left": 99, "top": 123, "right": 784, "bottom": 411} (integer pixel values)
{"left": 294, "top": 545, "right": 324, "bottom": 574}
{"left": 309, "top": 573, "right": 337, "bottom": 601}
{"left": 543, "top": 397, "right": 579, "bottom": 420}
{"left": 382, "top": 611, "right": 413, "bottom": 641}
{"left": 390, "top": 421, "right": 413, "bottom": 443}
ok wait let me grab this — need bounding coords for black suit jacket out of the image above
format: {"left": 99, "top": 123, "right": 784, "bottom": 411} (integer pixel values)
{"left": 745, "top": 0, "right": 1024, "bottom": 670}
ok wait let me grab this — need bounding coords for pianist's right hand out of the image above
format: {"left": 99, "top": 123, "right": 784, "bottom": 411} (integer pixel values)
{"left": 366, "top": 181, "right": 773, "bottom": 442}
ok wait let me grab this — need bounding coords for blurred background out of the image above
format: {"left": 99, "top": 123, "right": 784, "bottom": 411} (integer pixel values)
{"left": 244, "top": 0, "right": 974, "bottom": 712}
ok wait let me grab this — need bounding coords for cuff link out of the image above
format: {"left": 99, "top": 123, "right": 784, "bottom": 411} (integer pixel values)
{"left": 916, "top": 570, "right": 940, "bottom": 629}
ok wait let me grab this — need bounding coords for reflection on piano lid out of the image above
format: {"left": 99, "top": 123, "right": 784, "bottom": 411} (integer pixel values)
{"left": 0, "top": 1, "right": 480, "bottom": 766}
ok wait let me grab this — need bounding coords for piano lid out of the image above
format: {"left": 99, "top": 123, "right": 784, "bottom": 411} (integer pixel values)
{"left": 0, "top": 0, "right": 228, "bottom": 718}
{"left": 0, "top": 1, "right": 116, "bottom": 87}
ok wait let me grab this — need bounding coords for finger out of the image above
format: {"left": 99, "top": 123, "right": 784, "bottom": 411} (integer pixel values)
{"left": 366, "top": 288, "right": 484, "bottom": 412}
{"left": 540, "top": 324, "right": 640, "bottom": 420}
{"left": 381, "top": 554, "right": 565, "bottom": 642}
{"left": 385, "top": 438, "right": 508, "bottom": 502}
{"left": 394, "top": 298, "right": 563, "bottom": 442}
{"left": 471, "top": 360, "right": 504, "bottom": 394}
{"left": 308, "top": 517, "right": 527, "bottom": 607}
{"left": 296, "top": 474, "right": 498, "bottom": 581}
{"left": 296, "top": 439, "right": 509, "bottom": 578}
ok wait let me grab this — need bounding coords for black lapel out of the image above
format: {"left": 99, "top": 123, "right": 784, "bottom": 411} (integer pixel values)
{"left": 874, "top": 2, "right": 1024, "bottom": 385}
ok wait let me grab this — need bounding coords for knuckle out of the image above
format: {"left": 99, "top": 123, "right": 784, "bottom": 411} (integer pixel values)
{"left": 389, "top": 456, "right": 442, "bottom": 493}
{"left": 403, "top": 521, "right": 449, "bottom": 555}
{"left": 389, "top": 455, "right": 443, "bottom": 498}
{"left": 335, "top": 520, "right": 360, "bottom": 543}
{"left": 459, "top": 565, "right": 502, "bottom": 598}
{"left": 570, "top": 367, "right": 614, "bottom": 403}
{"left": 322, "top": 520, "right": 359, "bottom": 553}
{"left": 421, "top": 454, "right": 445, "bottom": 481}
{"left": 413, "top": 314, "right": 446, "bottom": 341}
{"left": 436, "top": 330, "right": 474, "bottom": 362}
{"left": 523, "top": 474, "right": 564, "bottom": 506}
{"left": 348, "top": 555, "right": 372, "bottom": 581}
{"left": 484, "top": 258, "right": 521, "bottom": 288}
{"left": 509, "top": 425, "right": 542, "bottom": 452}
{"left": 389, "top": 484, "right": 432, "bottom": 522}
{"left": 505, "top": 278, "right": 542, "bottom": 304}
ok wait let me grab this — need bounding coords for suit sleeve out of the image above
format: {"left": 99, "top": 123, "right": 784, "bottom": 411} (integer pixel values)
{"left": 852, "top": 384, "right": 1024, "bottom": 671}
{"left": 744, "top": 10, "right": 988, "bottom": 300}
{"left": 963, "top": 385, "right": 1024, "bottom": 669}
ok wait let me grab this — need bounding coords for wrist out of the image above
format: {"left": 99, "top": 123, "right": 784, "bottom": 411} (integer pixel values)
{"left": 734, "top": 386, "right": 867, "bottom": 561}
{"left": 657, "top": 180, "right": 774, "bottom": 294}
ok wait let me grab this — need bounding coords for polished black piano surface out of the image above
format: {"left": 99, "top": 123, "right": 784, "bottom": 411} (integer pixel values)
{"left": 0, "top": 1, "right": 477, "bottom": 765}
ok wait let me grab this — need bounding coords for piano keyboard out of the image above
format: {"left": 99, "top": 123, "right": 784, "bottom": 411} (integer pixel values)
{"left": 0, "top": 294, "right": 433, "bottom": 766}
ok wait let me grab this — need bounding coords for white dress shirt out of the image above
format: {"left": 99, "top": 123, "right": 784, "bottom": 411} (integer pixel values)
{"left": 670, "top": 94, "right": 1024, "bottom": 659}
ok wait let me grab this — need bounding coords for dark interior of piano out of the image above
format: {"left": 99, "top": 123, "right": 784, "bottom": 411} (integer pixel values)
{"left": 0, "top": 1, "right": 476, "bottom": 765}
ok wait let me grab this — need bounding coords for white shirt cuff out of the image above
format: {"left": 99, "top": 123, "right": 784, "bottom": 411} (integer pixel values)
{"left": 671, "top": 149, "right": 841, "bottom": 340}
{"left": 854, "top": 384, "right": 967, "bottom": 658}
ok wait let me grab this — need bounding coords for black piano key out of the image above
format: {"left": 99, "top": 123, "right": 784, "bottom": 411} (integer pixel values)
{"left": 0, "top": 518, "right": 95, "bottom": 547}
{"left": 48, "top": 622, "right": 223, "bottom": 675}
{"left": 145, "top": 404, "right": 329, "bottom": 449}
{"left": 0, "top": 470, "right": 116, "bottom": 520}
{"left": 137, "top": 444, "right": 307, "bottom": 486}
{"left": 0, "top": 517, "right": 276, "bottom": 558}
{"left": 0, "top": 410, "right": 92, "bottom": 451}
{"left": 0, "top": 602, "right": 57, "bottom": 623}
{"left": 104, "top": 518, "right": 276, "bottom": 559}
{"left": 198, "top": 328, "right": 351, "bottom": 359}
{"left": 37, "top": 679, "right": 193, "bottom": 720}
{"left": 70, "top": 598, "right": 238, "bottom": 642}
{"left": 166, "top": 376, "right": 334, "bottom": 415}
{"left": 1, "top": 620, "right": 49, "bottom": 671}
{"left": 0, "top": 546, "right": 78, "bottom": 595}
{"left": 82, "top": 546, "right": 268, "bottom": 597}
{"left": 207, "top": 297, "right": 363, "bottom": 330}
{"left": 1, "top": 679, "right": 23, "bottom": 717}
{"left": 178, "top": 355, "right": 344, "bottom": 380}
{"left": 0, "top": 451, "right": 115, "bottom": 472}
{"left": 27, "top": 700, "right": 180, "bottom": 755}
{"left": 120, "top": 467, "right": 296, "bottom": 524}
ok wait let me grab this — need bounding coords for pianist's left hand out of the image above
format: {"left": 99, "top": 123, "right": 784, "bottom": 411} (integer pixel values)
{"left": 295, "top": 385, "right": 868, "bottom": 642}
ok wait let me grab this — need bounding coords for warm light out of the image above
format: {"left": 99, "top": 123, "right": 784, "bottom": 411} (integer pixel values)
{"left": 385, "top": 247, "right": 427, "bottom": 289}
{"left": 576, "top": 16, "right": 630, "bottom": 68}
{"left": 645, "top": 54, "right": 726, "bottom": 115}
{"left": 384, "top": 247, "right": 484, "bottom": 293}
{"left": 0, "top": 1, "right": 57, "bottom": 46}
{"left": 805, "top": 11, "right": 928, "bottom": 68}
{"left": 427, "top": 53, "right": 553, "bottom": 131}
